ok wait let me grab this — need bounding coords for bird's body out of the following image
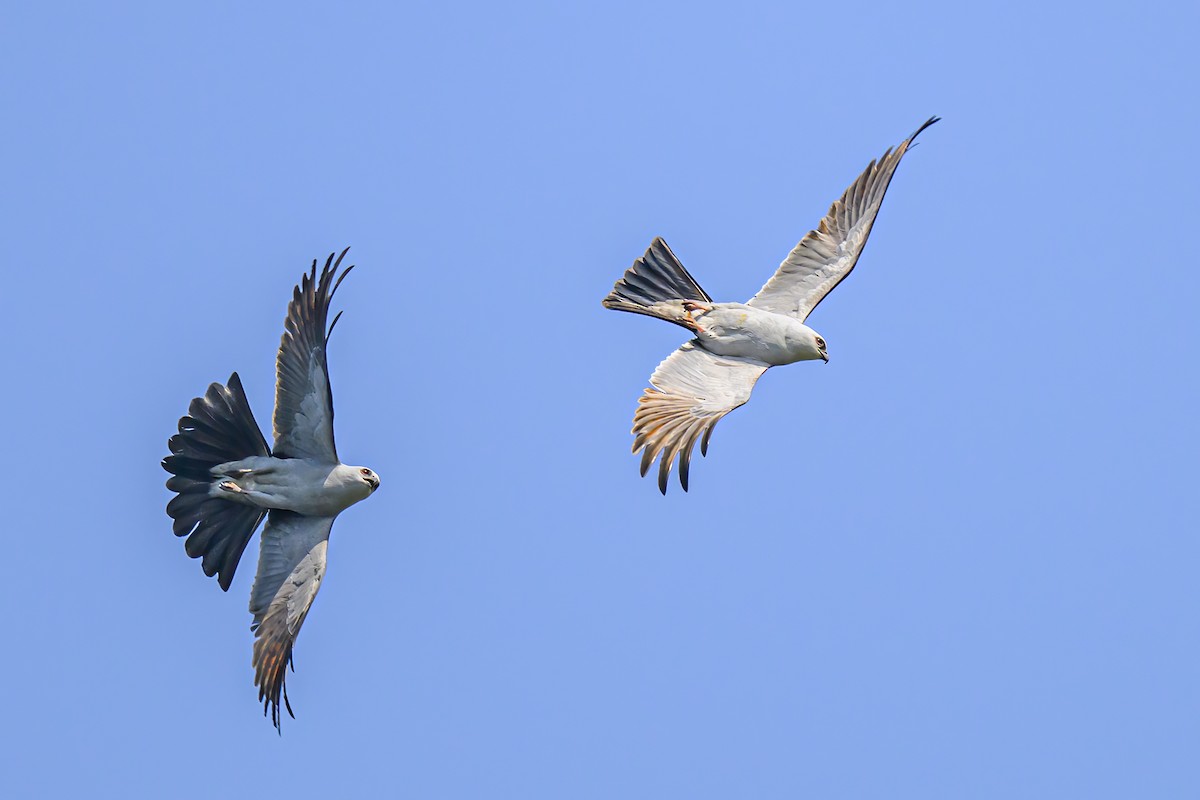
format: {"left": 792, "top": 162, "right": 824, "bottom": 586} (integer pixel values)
{"left": 603, "top": 116, "right": 939, "bottom": 493}
{"left": 162, "top": 248, "right": 378, "bottom": 731}
{"left": 682, "top": 302, "right": 826, "bottom": 366}
{"left": 210, "top": 457, "right": 377, "bottom": 518}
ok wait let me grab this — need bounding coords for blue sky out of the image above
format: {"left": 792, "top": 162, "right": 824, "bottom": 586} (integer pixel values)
{"left": 3, "top": 1, "right": 1198, "bottom": 797}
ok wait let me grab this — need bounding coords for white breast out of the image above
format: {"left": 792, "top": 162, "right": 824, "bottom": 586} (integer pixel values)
{"left": 692, "top": 304, "right": 821, "bottom": 366}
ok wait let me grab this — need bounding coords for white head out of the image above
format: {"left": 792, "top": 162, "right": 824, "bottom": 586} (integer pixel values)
{"left": 333, "top": 464, "right": 382, "bottom": 501}
{"left": 787, "top": 324, "right": 829, "bottom": 363}
{"left": 355, "top": 466, "right": 381, "bottom": 493}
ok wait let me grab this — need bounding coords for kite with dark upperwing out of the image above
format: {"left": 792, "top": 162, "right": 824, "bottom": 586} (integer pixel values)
{"left": 163, "top": 249, "right": 379, "bottom": 732}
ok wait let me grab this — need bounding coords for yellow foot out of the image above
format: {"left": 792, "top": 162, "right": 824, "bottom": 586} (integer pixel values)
{"left": 682, "top": 301, "right": 711, "bottom": 332}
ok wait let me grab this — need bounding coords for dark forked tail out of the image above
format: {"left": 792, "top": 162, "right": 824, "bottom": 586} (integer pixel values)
{"left": 602, "top": 237, "right": 712, "bottom": 329}
{"left": 163, "top": 373, "right": 271, "bottom": 591}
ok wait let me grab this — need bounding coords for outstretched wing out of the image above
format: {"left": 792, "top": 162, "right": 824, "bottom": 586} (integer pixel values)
{"left": 748, "top": 116, "right": 938, "bottom": 321}
{"left": 631, "top": 343, "right": 769, "bottom": 493}
{"left": 248, "top": 510, "right": 335, "bottom": 732}
{"left": 273, "top": 249, "right": 354, "bottom": 462}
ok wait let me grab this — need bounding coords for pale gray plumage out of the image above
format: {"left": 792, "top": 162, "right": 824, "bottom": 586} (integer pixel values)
{"left": 749, "top": 115, "right": 940, "bottom": 321}
{"left": 604, "top": 116, "right": 938, "bottom": 493}
{"left": 249, "top": 511, "right": 334, "bottom": 727}
{"left": 163, "top": 248, "right": 379, "bottom": 731}
{"left": 634, "top": 344, "right": 768, "bottom": 493}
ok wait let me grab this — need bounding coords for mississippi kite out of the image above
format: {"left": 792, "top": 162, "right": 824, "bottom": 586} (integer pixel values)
{"left": 162, "top": 249, "right": 379, "bottom": 731}
{"left": 603, "top": 116, "right": 939, "bottom": 493}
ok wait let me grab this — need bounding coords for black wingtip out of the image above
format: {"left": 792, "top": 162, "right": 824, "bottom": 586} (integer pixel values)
{"left": 331, "top": 246, "right": 350, "bottom": 272}
{"left": 319, "top": 248, "right": 354, "bottom": 341}
{"left": 326, "top": 310, "right": 345, "bottom": 343}
{"left": 331, "top": 263, "right": 354, "bottom": 297}
{"left": 910, "top": 115, "right": 940, "bottom": 142}
{"left": 326, "top": 248, "right": 354, "bottom": 295}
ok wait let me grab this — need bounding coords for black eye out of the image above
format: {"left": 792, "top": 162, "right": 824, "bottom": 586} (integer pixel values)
{"left": 360, "top": 468, "right": 371, "bottom": 477}
{"left": 817, "top": 338, "right": 825, "bottom": 349}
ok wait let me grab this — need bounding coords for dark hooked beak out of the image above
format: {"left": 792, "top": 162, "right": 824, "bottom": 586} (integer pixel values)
{"left": 368, "top": 475, "right": 381, "bottom": 491}
{"left": 821, "top": 353, "right": 829, "bottom": 364}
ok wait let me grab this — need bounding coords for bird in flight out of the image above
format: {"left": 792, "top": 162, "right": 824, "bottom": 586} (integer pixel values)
{"left": 603, "top": 116, "right": 939, "bottom": 493}
{"left": 162, "top": 249, "right": 380, "bottom": 731}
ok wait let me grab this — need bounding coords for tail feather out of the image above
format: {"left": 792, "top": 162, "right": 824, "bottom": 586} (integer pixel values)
{"left": 182, "top": 502, "right": 261, "bottom": 570}
{"left": 163, "top": 372, "right": 271, "bottom": 591}
{"left": 602, "top": 237, "right": 711, "bottom": 327}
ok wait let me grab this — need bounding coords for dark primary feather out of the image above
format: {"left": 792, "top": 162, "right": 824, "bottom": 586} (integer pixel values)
{"left": 162, "top": 373, "right": 271, "bottom": 591}
{"left": 272, "top": 248, "right": 355, "bottom": 461}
